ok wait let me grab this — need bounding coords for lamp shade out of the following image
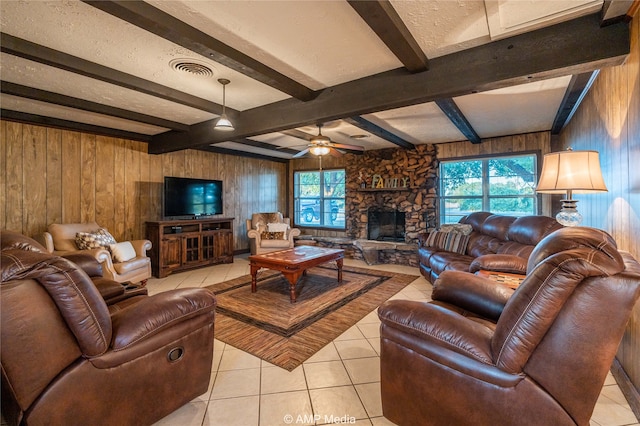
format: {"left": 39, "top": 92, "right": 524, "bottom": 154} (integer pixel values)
{"left": 214, "top": 114, "right": 234, "bottom": 131}
{"left": 536, "top": 150, "right": 607, "bottom": 194}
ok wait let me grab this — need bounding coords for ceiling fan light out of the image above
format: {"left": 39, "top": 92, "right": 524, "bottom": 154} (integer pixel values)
{"left": 214, "top": 114, "right": 234, "bottom": 131}
{"left": 310, "top": 146, "right": 330, "bottom": 156}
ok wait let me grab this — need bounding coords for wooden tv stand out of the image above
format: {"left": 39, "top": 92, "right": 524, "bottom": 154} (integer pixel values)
{"left": 146, "top": 218, "right": 234, "bottom": 278}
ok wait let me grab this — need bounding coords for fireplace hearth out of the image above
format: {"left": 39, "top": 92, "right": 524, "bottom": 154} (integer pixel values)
{"left": 368, "top": 208, "right": 405, "bottom": 242}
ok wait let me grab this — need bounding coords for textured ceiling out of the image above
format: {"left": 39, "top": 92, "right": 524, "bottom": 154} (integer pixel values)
{"left": 0, "top": 0, "right": 632, "bottom": 160}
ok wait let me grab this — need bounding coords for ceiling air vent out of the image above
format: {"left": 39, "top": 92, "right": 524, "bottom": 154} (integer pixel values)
{"left": 169, "top": 59, "right": 214, "bottom": 78}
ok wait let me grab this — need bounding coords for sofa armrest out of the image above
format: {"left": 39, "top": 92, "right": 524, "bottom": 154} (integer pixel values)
{"left": 469, "top": 254, "right": 527, "bottom": 274}
{"left": 288, "top": 227, "right": 301, "bottom": 242}
{"left": 247, "top": 229, "right": 262, "bottom": 242}
{"left": 379, "top": 299, "right": 522, "bottom": 386}
{"left": 379, "top": 300, "right": 493, "bottom": 363}
{"left": 35, "top": 232, "right": 55, "bottom": 253}
{"left": 91, "top": 288, "right": 216, "bottom": 368}
{"left": 432, "top": 270, "right": 514, "bottom": 321}
{"left": 129, "top": 239, "right": 152, "bottom": 257}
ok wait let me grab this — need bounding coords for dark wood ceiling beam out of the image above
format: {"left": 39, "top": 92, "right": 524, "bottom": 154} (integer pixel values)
{"left": 280, "top": 129, "right": 316, "bottom": 143}
{"left": 0, "top": 109, "right": 152, "bottom": 142}
{"left": 343, "top": 116, "right": 415, "bottom": 149}
{"left": 601, "top": 0, "right": 637, "bottom": 25}
{"left": 82, "top": 0, "right": 317, "bottom": 102}
{"left": 347, "top": 0, "right": 428, "bottom": 73}
{"left": 551, "top": 71, "right": 599, "bottom": 134}
{"left": 0, "top": 33, "right": 226, "bottom": 115}
{"left": 434, "top": 98, "right": 481, "bottom": 144}
{"left": 1, "top": 81, "right": 189, "bottom": 131}
{"left": 149, "top": 13, "right": 630, "bottom": 154}
{"left": 199, "top": 145, "right": 288, "bottom": 163}
{"left": 224, "top": 138, "right": 300, "bottom": 155}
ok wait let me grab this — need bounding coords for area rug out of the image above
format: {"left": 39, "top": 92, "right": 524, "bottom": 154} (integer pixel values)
{"left": 205, "top": 265, "right": 418, "bottom": 370}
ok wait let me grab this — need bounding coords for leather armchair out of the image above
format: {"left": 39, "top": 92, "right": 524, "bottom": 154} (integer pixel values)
{"left": 1, "top": 230, "right": 216, "bottom": 425}
{"left": 246, "top": 212, "right": 300, "bottom": 255}
{"left": 38, "top": 222, "right": 152, "bottom": 285}
{"left": 379, "top": 227, "right": 640, "bottom": 426}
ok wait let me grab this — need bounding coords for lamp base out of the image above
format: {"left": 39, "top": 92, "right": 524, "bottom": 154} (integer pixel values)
{"left": 556, "top": 199, "right": 582, "bottom": 227}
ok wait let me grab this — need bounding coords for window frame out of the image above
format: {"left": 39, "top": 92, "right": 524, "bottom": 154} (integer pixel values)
{"left": 293, "top": 168, "right": 347, "bottom": 230}
{"left": 438, "top": 151, "right": 541, "bottom": 225}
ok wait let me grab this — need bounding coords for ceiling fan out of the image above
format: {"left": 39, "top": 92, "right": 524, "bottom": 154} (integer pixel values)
{"left": 292, "top": 124, "right": 365, "bottom": 158}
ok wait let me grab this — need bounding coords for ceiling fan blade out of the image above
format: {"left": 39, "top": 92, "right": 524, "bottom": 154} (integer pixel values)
{"left": 331, "top": 142, "right": 365, "bottom": 151}
{"left": 293, "top": 148, "right": 310, "bottom": 158}
{"left": 277, "top": 144, "right": 309, "bottom": 149}
{"left": 328, "top": 147, "right": 342, "bottom": 157}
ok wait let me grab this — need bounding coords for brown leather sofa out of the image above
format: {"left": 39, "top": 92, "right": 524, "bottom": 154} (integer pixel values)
{"left": 379, "top": 226, "right": 640, "bottom": 426}
{"left": 418, "top": 212, "right": 563, "bottom": 283}
{"left": 1, "top": 230, "right": 217, "bottom": 425}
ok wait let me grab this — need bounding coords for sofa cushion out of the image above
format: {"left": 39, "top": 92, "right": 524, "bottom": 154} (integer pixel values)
{"left": 425, "top": 231, "right": 470, "bottom": 255}
{"left": 113, "top": 256, "right": 150, "bottom": 274}
{"left": 469, "top": 254, "right": 528, "bottom": 274}
{"left": 260, "top": 239, "right": 291, "bottom": 248}
{"left": 109, "top": 242, "right": 137, "bottom": 263}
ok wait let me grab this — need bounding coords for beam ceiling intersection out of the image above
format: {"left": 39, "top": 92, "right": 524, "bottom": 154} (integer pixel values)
{"left": 347, "top": 0, "right": 429, "bottom": 73}
{"left": 149, "top": 13, "right": 630, "bottom": 154}
{"left": 82, "top": 0, "right": 317, "bottom": 102}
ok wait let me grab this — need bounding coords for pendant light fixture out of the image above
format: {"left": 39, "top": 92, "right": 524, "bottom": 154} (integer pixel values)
{"left": 214, "top": 78, "right": 234, "bottom": 131}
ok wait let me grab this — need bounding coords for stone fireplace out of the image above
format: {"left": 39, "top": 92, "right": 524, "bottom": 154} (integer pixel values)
{"left": 344, "top": 144, "right": 438, "bottom": 244}
{"left": 367, "top": 208, "right": 405, "bottom": 241}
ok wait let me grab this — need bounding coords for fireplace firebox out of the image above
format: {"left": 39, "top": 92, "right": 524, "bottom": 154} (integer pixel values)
{"left": 368, "top": 208, "right": 405, "bottom": 242}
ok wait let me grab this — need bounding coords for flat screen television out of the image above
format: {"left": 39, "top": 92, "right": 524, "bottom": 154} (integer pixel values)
{"left": 163, "top": 176, "right": 223, "bottom": 219}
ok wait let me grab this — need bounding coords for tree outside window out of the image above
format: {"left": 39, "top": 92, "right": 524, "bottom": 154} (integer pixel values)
{"left": 439, "top": 154, "right": 538, "bottom": 224}
{"left": 294, "top": 169, "right": 346, "bottom": 229}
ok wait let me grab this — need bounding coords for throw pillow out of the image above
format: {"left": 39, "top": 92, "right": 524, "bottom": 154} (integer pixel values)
{"left": 425, "top": 231, "right": 470, "bottom": 255}
{"left": 76, "top": 230, "right": 114, "bottom": 250}
{"left": 109, "top": 241, "right": 137, "bottom": 262}
{"left": 261, "top": 231, "right": 285, "bottom": 240}
{"left": 95, "top": 228, "right": 117, "bottom": 245}
{"left": 439, "top": 224, "right": 473, "bottom": 235}
{"left": 267, "top": 222, "right": 289, "bottom": 239}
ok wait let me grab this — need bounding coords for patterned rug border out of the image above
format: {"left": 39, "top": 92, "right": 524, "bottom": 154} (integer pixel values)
{"left": 206, "top": 265, "right": 419, "bottom": 370}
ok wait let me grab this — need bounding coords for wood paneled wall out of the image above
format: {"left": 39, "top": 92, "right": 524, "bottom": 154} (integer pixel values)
{"left": 558, "top": 11, "right": 640, "bottom": 402}
{"left": 0, "top": 121, "right": 287, "bottom": 251}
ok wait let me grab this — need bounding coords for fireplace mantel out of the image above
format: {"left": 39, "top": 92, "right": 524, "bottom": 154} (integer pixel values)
{"left": 357, "top": 187, "right": 417, "bottom": 192}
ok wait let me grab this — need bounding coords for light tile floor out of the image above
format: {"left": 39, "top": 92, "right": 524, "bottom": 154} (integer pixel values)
{"left": 142, "top": 255, "right": 639, "bottom": 426}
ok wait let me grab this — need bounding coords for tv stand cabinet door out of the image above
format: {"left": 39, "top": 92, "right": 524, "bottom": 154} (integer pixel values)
{"left": 160, "top": 235, "right": 182, "bottom": 276}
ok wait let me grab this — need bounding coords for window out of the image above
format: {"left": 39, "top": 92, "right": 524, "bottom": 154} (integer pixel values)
{"left": 439, "top": 154, "right": 538, "bottom": 224}
{"left": 294, "top": 169, "right": 346, "bottom": 229}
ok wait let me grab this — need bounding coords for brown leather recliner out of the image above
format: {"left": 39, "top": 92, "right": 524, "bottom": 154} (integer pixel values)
{"left": 379, "top": 226, "right": 640, "bottom": 426}
{"left": 1, "top": 230, "right": 217, "bottom": 425}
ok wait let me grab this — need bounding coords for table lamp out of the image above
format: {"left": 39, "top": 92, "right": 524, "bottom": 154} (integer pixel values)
{"left": 536, "top": 148, "right": 607, "bottom": 226}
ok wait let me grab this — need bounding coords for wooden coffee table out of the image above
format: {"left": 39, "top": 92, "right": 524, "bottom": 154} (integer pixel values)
{"left": 249, "top": 246, "right": 344, "bottom": 303}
